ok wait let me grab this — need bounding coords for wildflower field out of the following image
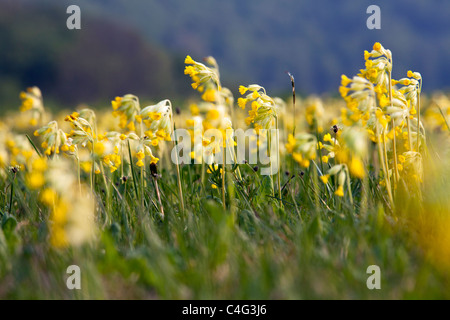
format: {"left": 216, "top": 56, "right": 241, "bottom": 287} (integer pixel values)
{"left": 0, "top": 43, "right": 449, "bottom": 299}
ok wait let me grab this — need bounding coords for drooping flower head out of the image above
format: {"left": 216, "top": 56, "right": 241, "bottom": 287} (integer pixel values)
{"left": 19, "top": 86, "right": 45, "bottom": 126}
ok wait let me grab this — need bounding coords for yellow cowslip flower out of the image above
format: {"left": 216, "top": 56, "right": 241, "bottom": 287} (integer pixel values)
{"left": 51, "top": 200, "right": 68, "bottom": 225}
{"left": 136, "top": 150, "right": 145, "bottom": 160}
{"left": 127, "top": 121, "right": 136, "bottom": 132}
{"left": 110, "top": 154, "right": 121, "bottom": 166}
{"left": 335, "top": 185, "right": 344, "bottom": 197}
{"left": 237, "top": 98, "right": 247, "bottom": 109}
{"left": 339, "top": 86, "right": 349, "bottom": 97}
{"left": 341, "top": 75, "right": 352, "bottom": 87}
{"left": 184, "top": 65, "right": 197, "bottom": 76}
{"left": 323, "top": 133, "right": 332, "bottom": 142}
{"left": 20, "top": 97, "right": 33, "bottom": 112}
{"left": 239, "top": 85, "right": 248, "bottom": 95}
{"left": 206, "top": 109, "right": 220, "bottom": 121}
{"left": 301, "top": 159, "right": 310, "bottom": 168}
{"left": 186, "top": 119, "right": 195, "bottom": 127}
{"left": 322, "top": 155, "right": 329, "bottom": 164}
{"left": 185, "top": 55, "right": 195, "bottom": 65}
{"left": 190, "top": 104, "right": 200, "bottom": 116}
{"left": 111, "top": 96, "right": 122, "bottom": 110}
{"left": 375, "top": 109, "right": 390, "bottom": 128}
{"left": 40, "top": 188, "right": 58, "bottom": 206}
{"left": 136, "top": 160, "right": 144, "bottom": 167}
{"left": 149, "top": 112, "right": 162, "bottom": 121}
{"left": 373, "top": 42, "right": 382, "bottom": 51}
{"left": 202, "top": 89, "right": 216, "bottom": 102}
{"left": 365, "top": 60, "right": 373, "bottom": 69}
{"left": 64, "top": 112, "right": 80, "bottom": 123}
{"left": 94, "top": 142, "right": 106, "bottom": 156}
{"left": 80, "top": 161, "right": 92, "bottom": 173}
{"left": 150, "top": 155, "right": 159, "bottom": 164}
{"left": 154, "top": 129, "right": 166, "bottom": 140}
{"left": 251, "top": 91, "right": 260, "bottom": 99}
{"left": 320, "top": 174, "right": 330, "bottom": 184}
{"left": 292, "top": 152, "right": 303, "bottom": 164}
{"left": 50, "top": 226, "right": 68, "bottom": 248}
{"left": 26, "top": 171, "right": 45, "bottom": 189}
{"left": 349, "top": 157, "right": 365, "bottom": 179}
{"left": 207, "top": 164, "right": 219, "bottom": 174}
{"left": 317, "top": 141, "right": 324, "bottom": 150}
{"left": 32, "top": 157, "right": 48, "bottom": 172}
{"left": 191, "top": 81, "right": 200, "bottom": 90}
{"left": 379, "top": 94, "right": 390, "bottom": 108}
{"left": 395, "top": 78, "right": 411, "bottom": 86}
{"left": 367, "top": 68, "right": 378, "bottom": 79}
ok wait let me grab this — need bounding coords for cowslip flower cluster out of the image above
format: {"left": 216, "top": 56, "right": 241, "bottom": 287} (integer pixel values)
{"left": 2, "top": 133, "right": 34, "bottom": 171}
{"left": 339, "top": 42, "right": 425, "bottom": 202}
{"left": 38, "top": 159, "right": 97, "bottom": 248}
{"left": 304, "top": 97, "right": 325, "bottom": 133}
{"left": 19, "top": 86, "right": 45, "bottom": 126}
{"left": 112, "top": 95, "right": 173, "bottom": 167}
{"left": 111, "top": 94, "right": 141, "bottom": 132}
{"left": 139, "top": 99, "right": 173, "bottom": 145}
{"left": 285, "top": 133, "right": 317, "bottom": 168}
{"left": 320, "top": 164, "right": 349, "bottom": 198}
{"left": 184, "top": 55, "right": 235, "bottom": 165}
{"left": 238, "top": 85, "right": 279, "bottom": 132}
{"left": 184, "top": 55, "right": 221, "bottom": 93}
{"left": 34, "top": 120, "right": 68, "bottom": 156}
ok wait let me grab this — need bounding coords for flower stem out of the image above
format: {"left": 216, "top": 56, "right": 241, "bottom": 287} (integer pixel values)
{"left": 222, "top": 147, "right": 226, "bottom": 210}
{"left": 172, "top": 123, "right": 185, "bottom": 214}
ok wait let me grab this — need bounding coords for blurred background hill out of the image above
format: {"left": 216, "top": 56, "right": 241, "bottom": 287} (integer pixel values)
{"left": 1, "top": 0, "right": 450, "bottom": 110}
